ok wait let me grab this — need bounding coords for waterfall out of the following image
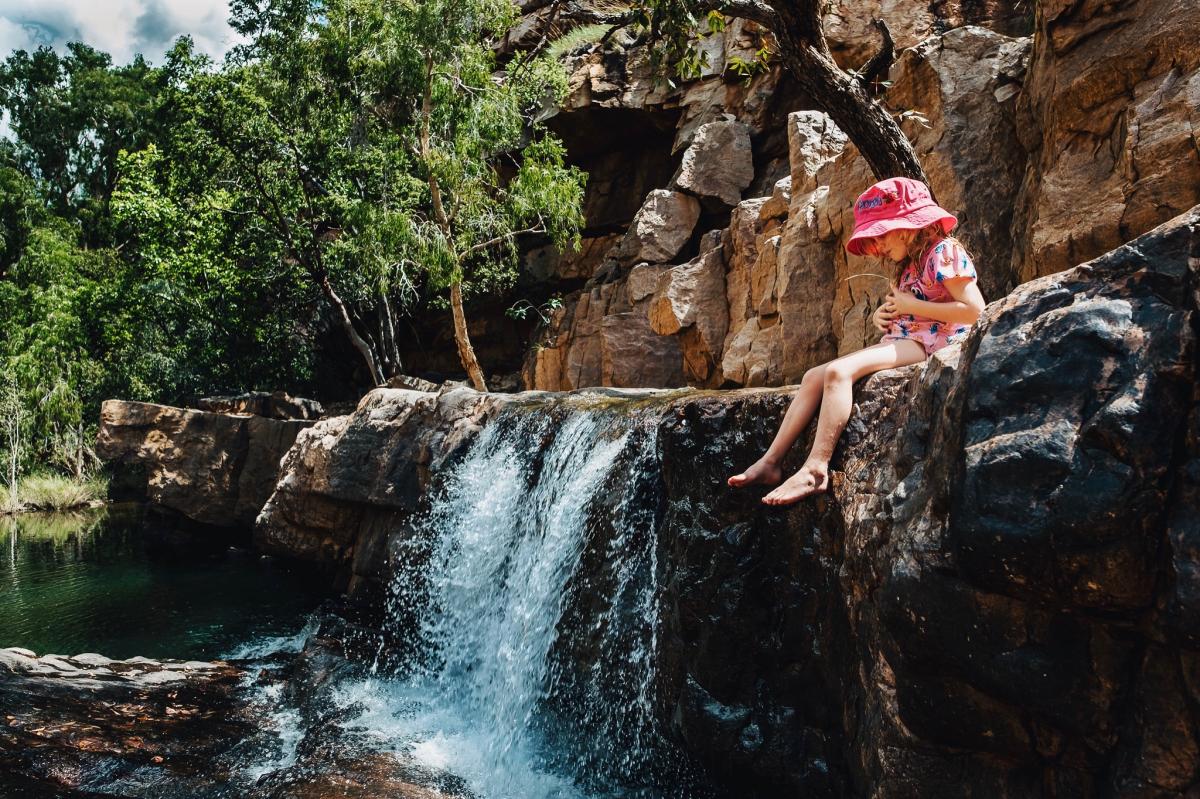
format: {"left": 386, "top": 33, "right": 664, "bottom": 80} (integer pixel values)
{"left": 329, "top": 402, "right": 708, "bottom": 798}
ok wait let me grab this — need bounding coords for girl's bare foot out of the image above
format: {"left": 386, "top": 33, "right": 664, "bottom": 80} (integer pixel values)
{"left": 727, "top": 456, "right": 783, "bottom": 488}
{"left": 761, "top": 462, "right": 829, "bottom": 505}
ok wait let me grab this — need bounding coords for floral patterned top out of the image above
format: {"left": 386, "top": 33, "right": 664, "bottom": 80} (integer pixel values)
{"left": 882, "top": 238, "right": 979, "bottom": 355}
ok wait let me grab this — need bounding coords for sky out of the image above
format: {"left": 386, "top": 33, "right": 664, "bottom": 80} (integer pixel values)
{"left": 0, "top": 0, "right": 242, "bottom": 65}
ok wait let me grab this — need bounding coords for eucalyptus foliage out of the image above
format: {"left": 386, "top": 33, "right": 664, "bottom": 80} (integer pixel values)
{"left": 0, "top": 0, "right": 587, "bottom": 479}
{"left": 207, "top": 0, "right": 586, "bottom": 386}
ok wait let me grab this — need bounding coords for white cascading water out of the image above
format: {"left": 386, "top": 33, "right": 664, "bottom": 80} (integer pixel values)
{"left": 327, "top": 404, "right": 696, "bottom": 798}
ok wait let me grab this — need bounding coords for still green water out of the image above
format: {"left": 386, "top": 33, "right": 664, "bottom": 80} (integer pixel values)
{"left": 0, "top": 504, "right": 332, "bottom": 660}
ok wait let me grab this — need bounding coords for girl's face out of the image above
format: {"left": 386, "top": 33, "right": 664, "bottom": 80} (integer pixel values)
{"left": 862, "top": 228, "right": 916, "bottom": 261}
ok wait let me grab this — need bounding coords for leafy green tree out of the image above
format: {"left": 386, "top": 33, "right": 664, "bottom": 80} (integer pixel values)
{"left": 207, "top": 0, "right": 586, "bottom": 390}
{"left": 0, "top": 43, "right": 171, "bottom": 244}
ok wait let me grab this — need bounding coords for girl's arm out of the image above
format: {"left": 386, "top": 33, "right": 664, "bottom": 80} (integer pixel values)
{"left": 887, "top": 278, "right": 985, "bottom": 325}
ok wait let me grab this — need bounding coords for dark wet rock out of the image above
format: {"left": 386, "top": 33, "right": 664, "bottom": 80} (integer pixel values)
{"left": 96, "top": 400, "right": 314, "bottom": 531}
{"left": 196, "top": 390, "right": 325, "bottom": 421}
{"left": 653, "top": 205, "right": 1200, "bottom": 795}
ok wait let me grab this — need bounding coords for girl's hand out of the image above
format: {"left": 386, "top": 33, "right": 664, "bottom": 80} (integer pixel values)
{"left": 873, "top": 301, "right": 897, "bottom": 333}
{"left": 886, "top": 283, "right": 919, "bottom": 315}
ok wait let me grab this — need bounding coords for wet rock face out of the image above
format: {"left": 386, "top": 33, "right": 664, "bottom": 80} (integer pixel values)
{"left": 655, "top": 206, "right": 1200, "bottom": 795}
{"left": 96, "top": 401, "right": 314, "bottom": 531}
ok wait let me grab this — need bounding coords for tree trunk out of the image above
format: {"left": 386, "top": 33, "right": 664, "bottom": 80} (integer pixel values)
{"left": 421, "top": 52, "right": 486, "bottom": 392}
{"left": 765, "top": 0, "right": 929, "bottom": 184}
{"left": 449, "top": 280, "right": 488, "bottom": 392}
{"left": 319, "top": 274, "right": 385, "bottom": 386}
{"left": 378, "top": 292, "right": 403, "bottom": 378}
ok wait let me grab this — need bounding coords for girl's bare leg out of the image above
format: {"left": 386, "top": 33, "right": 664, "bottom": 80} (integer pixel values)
{"left": 762, "top": 340, "right": 926, "bottom": 505}
{"left": 727, "top": 365, "right": 827, "bottom": 487}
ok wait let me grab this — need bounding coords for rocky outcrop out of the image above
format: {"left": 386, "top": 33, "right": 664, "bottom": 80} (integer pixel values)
{"left": 655, "top": 204, "right": 1199, "bottom": 795}
{"left": 96, "top": 400, "right": 313, "bottom": 530}
{"left": 195, "top": 390, "right": 324, "bottom": 420}
{"left": 95, "top": 204, "right": 1199, "bottom": 795}
{"left": 252, "top": 205, "right": 1200, "bottom": 795}
{"left": 1010, "top": 0, "right": 1200, "bottom": 283}
{"left": 649, "top": 235, "right": 731, "bottom": 385}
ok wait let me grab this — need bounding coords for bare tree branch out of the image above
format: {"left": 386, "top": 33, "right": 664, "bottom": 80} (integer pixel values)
{"left": 463, "top": 224, "right": 547, "bottom": 258}
{"left": 854, "top": 18, "right": 895, "bottom": 95}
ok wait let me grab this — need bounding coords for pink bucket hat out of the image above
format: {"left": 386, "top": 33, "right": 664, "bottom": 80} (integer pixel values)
{"left": 844, "top": 177, "right": 957, "bottom": 256}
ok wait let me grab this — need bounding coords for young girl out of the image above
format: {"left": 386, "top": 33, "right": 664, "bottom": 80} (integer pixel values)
{"left": 728, "top": 176, "right": 985, "bottom": 505}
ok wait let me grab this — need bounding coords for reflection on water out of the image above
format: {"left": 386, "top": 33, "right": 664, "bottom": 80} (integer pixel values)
{"left": 0, "top": 504, "right": 332, "bottom": 660}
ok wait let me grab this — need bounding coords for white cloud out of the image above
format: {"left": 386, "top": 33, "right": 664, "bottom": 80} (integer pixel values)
{"left": 0, "top": 0, "right": 243, "bottom": 65}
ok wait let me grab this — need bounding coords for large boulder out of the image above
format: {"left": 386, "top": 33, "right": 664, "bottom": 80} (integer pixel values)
{"left": 255, "top": 387, "right": 508, "bottom": 594}
{"left": 612, "top": 189, "right": 701, "bottom": 265}
{"left": 671, "top": 120, "right": 756, "bottom": 207}
{"left": 96, "top": 401, "right": 313, "bottom": 530}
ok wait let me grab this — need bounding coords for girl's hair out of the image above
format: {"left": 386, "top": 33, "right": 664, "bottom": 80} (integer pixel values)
{"left": 879, "top": 223, "right": 970, "bottom": 279}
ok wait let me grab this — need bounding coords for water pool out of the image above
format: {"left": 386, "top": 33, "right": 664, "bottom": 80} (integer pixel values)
{"left": 0, "top": 504, "right": 331, "bottom": 660}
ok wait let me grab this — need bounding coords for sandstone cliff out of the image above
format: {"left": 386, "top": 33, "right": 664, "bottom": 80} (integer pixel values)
{"left": 511, "top": 0, "right": 1199, "bottom": 395}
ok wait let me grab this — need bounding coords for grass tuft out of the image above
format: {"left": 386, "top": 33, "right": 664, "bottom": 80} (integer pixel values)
{"left": 3, "top": 473, "right": 108, "bottom": 513}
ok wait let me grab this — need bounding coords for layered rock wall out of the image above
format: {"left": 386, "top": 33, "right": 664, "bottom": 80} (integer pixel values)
{"left": 527, "top": 24, "right": 1033, "bottom": 390}
{"left": 516, "top": 0, "right": 1198, "bottom": 396}
{"left": 1010, "top": 0, "right": 1200, "bottom": 282}
{"left": 96, "top": 401, "right": 313, "bottom": 530}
